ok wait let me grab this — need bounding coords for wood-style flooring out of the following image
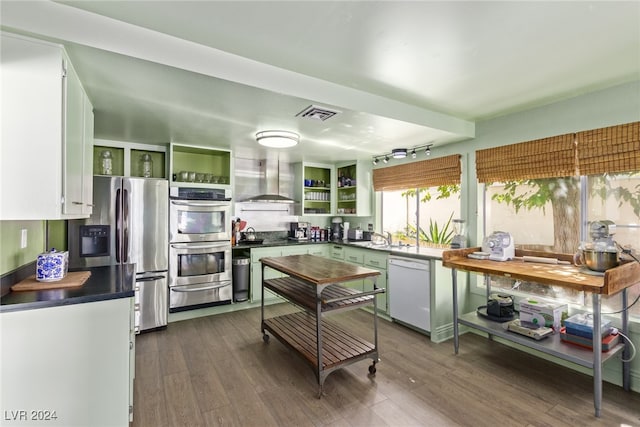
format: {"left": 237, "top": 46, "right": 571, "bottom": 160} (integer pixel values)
{"left": 132, "top": 304, "right": 640, "bottom": 426}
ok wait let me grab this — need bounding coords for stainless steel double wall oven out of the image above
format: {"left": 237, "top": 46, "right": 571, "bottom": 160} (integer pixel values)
{"left": 168, "top": 187, "right": 232, "bottom": 311}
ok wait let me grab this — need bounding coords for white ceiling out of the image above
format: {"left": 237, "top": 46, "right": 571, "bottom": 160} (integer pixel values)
{"left": 2, "top": 1, "right": 639, "bottom": 163}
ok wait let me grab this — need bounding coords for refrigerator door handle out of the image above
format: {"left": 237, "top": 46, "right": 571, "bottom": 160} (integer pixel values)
{"left": 123, "top": 188, "right": 130, "bottom": 263}
{"left": 115, "top": 188, "right": 122, "bottom": 263}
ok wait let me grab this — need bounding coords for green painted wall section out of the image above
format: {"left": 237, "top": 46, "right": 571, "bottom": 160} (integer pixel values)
{"left": 47, "top": 220, "right": 67, "bottom": 252}
{"left": 0, "top": 220, "right": 45, "bottom": 274}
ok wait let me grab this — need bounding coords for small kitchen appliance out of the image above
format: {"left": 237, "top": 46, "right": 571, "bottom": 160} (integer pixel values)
{"left": 289, "top": 222, "right": 309, "bottom": 241}
{"left": 574, "top": 220, "right": 619, "bottom": 272}
{"left": 331, "top": 217, "right": 343, "bottom": 241}
{"left": 476, "top": 293, "right": 516, "bottom": 321}
{"left": 482, "top": 231, "right": 515, "bottom": 261}
{"left": 450, "top": 219, "right": 467, "bottom": 249}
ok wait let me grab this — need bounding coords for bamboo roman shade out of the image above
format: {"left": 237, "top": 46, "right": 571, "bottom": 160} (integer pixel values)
{"left": 372, "top": 154, "right": 461, "bottom": 191}
{"left": 576, "top": 122, "right": 640, "bottom": 175}
{"left": 476, "top": 134, "right": 576, "bottom": 183}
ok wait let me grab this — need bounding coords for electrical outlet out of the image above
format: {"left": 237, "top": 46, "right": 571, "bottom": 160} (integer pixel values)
{"left": 20, "top": 229, "right": 27, "bottom": 249}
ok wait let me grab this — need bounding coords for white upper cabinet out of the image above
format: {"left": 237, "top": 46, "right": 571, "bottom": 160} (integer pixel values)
{"left": 0, "top": 32, "right": 94, "bottom": 220}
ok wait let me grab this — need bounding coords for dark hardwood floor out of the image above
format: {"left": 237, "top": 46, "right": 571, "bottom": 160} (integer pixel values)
{"left": 132, "top": 304, "right": 640, "bottom": 426}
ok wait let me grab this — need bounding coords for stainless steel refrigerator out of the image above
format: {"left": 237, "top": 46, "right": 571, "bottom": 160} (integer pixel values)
{"left": 68, "top": 176, "right": 168, "bottom": 333}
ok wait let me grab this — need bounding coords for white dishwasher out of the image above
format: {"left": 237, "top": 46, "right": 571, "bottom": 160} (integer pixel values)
{"left": 388, "top": 256, "right": 431, "bottom": 332}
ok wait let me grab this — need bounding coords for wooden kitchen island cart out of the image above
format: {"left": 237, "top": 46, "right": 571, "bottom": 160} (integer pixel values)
{"left": 259, "top": 254, "right": 383, "bottom": 397}
{"left": 443, "top": 247, "right": 639, "bottom": 417}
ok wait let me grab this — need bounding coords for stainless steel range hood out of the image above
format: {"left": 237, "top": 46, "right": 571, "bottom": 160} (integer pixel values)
{"left": 239, "top": 158, "right": 297, "bottom": 204}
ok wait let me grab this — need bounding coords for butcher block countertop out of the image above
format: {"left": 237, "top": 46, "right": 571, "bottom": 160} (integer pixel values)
{"left": 442, "top": 247, "right": 640, "bottom": 296}
{"left": 260, "top": 254, "right": 380, "bottom": 285}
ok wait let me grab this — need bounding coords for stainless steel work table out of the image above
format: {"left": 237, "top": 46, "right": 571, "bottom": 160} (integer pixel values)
{"left": 259, "top": 254, "right": 383, "bottom": 397}
{"left": 443, "top": 247, "right": 639, "bottom": 417}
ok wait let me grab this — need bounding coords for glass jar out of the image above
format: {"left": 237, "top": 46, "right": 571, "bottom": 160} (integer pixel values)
{"left": 100, "top": 150, "right": 113, "bottom": 175}
{"left": 139, "top": 154, "right": 153, "bottom": 178}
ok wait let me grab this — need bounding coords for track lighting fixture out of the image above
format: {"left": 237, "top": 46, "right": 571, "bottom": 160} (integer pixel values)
{"left": 371, "top": 143, "right": 433, "bottom": 165}
{"left": 392, "top": 148, "right": 407, "bottom": 159}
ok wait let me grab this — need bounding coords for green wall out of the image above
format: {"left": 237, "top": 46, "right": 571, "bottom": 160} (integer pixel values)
{"left": 0, "top": 221, "right": 45, "bottom": 274}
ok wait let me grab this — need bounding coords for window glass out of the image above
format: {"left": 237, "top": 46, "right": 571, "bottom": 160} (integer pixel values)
{"left": 485, "top": 177, "right": 580, "bottom": 253}
{"left": 587, "top": 173, "right": 640, "bottom": 317}
{"left": 381, "top": 185, "right": 461, "bottom": 247}
{"left": 481, "top": 174, "right": 640, "bottom": 319}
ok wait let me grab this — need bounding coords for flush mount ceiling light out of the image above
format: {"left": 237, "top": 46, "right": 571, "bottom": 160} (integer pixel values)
{"left": 255, "top": 130, "right": 299, "bottom": 148}
{"left": 392, "top": 148, "right": 407, "bottom": 159}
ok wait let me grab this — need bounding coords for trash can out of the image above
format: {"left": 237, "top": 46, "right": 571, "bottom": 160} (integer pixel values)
{"left": 232, "top": 257, "right": 250, "bottom": 302}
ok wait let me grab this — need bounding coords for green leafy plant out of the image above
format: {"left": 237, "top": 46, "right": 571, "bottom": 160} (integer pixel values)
{"left": 403, "top": 213, "right": 455, "bottom": 245}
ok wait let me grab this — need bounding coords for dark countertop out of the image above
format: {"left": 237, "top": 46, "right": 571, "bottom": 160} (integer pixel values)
{"left": 231, "top": 239, "right": 445, "bottom": 260}
{"left": 0, "top": 264, "right": 136, "bottom": 313}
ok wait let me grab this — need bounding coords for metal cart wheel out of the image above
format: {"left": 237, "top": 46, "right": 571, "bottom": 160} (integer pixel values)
{"left": 368, "top": 362, "right": 377, "bottom": 375}
{"left": 262, "top": 333, "right": 270, "bottom": 343}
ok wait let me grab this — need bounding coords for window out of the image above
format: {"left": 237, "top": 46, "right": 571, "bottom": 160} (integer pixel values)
{"left": 382, "top": 185, "right": 461, "bottom": 248}
{"left": 481, "top": 173, "right": 640, "bottom": 318}
{"left": 476, "top": 122, "right": 640, "bottom": 319}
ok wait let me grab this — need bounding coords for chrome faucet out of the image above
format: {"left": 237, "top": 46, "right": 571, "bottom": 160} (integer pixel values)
{"left": 383, "top": 231, "right": 393, "bottom": 246}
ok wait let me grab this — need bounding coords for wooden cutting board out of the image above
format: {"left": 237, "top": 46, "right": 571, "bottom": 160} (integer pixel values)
{"left": 11, "top": 271, "right": 91, "bottom": 291}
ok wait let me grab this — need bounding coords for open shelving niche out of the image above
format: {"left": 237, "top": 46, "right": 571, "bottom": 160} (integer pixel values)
{"left": 93, "top": 139, "right": 167, "bottom": 179}
{"left": 169, "top": 143, "right": 232, "bottom": 189}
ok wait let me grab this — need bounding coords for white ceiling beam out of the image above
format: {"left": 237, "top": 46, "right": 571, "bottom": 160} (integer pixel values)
{"left": 1, "top": 0, "right": 475, "bottom": 138}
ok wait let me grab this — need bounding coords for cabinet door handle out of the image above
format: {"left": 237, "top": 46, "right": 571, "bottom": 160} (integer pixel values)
{"left": 369, "top": 260, "right": 380, "bottom": 266}
{"left": 72, "top": 201, "right": 83, "bottom": 205}
{"left": 86, "top": 204, "right": 95, "bottom": 207}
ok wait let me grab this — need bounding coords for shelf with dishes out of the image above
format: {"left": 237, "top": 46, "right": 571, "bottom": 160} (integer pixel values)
{"left": 169, "top": 143, "right": 232, "bottom": 188}
{"left": 295, "top": 163, "right": 334, "bottom": 216}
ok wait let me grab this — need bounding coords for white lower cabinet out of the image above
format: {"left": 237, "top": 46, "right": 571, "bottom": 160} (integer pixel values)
{"left": 0, "top": 298, "right": 134, "bottom": 426}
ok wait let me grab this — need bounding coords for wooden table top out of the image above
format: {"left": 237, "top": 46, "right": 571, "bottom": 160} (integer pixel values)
{"left": 260, "top": 254, "right": 380, "bottom": 286}
{"left": 442, "top": 247, "right": 639, "bottom": 296}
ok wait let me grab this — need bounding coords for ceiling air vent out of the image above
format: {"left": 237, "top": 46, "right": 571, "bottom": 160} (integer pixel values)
{"left": 296, "top": 105, "right": 340, "bottom": 121}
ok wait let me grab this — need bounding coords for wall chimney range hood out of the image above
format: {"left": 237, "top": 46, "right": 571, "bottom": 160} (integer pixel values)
{"left": 240, "top": 159, "right": 297, "bottom": 204}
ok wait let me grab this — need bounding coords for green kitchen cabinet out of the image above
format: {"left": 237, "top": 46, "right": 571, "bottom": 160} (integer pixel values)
{"left": 250, "top": 247, "right": 285, "bottom": 303}
{"left": 336, "top": 160, "right": 372, "bottom": 217}
{"left": 1, "top": 32, "right": 94, "bottom": 220}
{"left": 294, "top": 162, "right": 335, "bottom": 216}
{"left": 341, "top": 246, "right": 366, "bottom": 292}
{"left": 307, "top": 244, "right": 330, "bottom": 258}
{"left": 364, "top": 250, "right": 388, "bottom": 313}
{"left": 330, "top": 244, "right": 345, "bottom": 260}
